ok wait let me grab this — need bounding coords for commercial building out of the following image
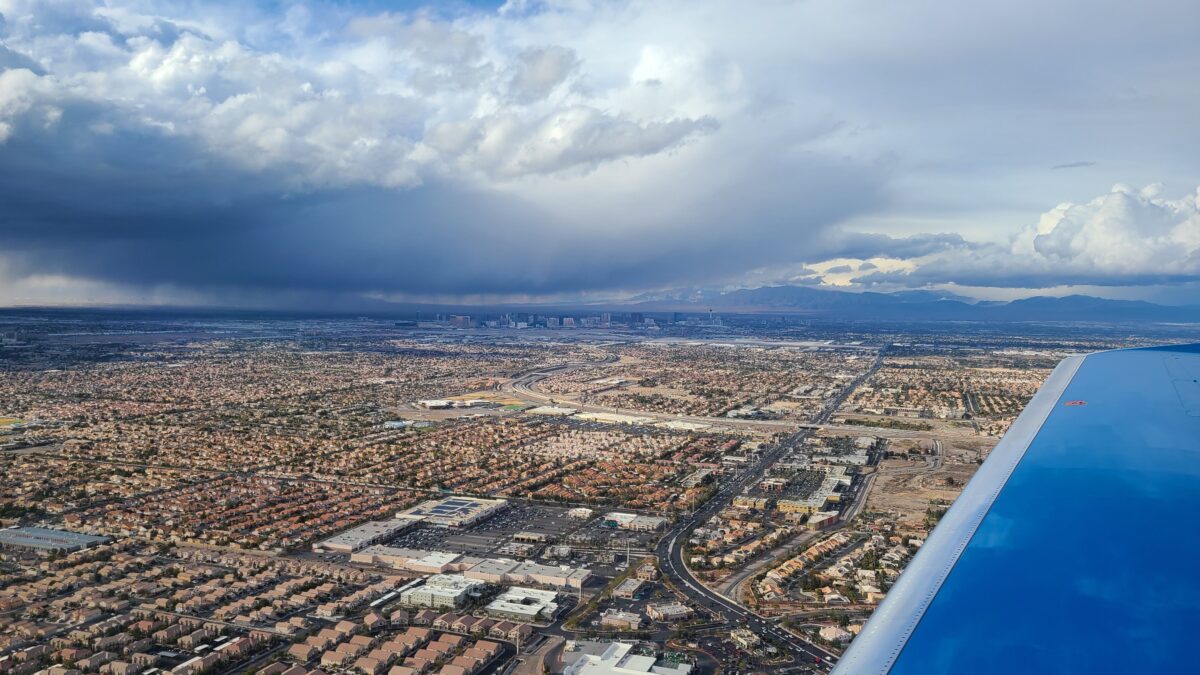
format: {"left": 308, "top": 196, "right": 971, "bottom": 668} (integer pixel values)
{"left": 732, "top": 495, "right": 770, "bottom": 510}
{"left": 496, "top": 542, "right": 535, "bottom": 557}
{"left": 382, "top": 420, "right": 432, "bottom": 430}
{"left": 415, "top": 400, "right": 454, "bottom": 409}
{"left": 602, "top": 513, "right": 668, "bottom": 532}
{"left": 575, "top": 412, "right": 655, "bottom": 426}
{"left": 397, "top": 575, "right": 482, "bottom": 610}
{"left": 563, "top": 642, "right": 691, "bottom": 675}
{"left": 0, "top": 527, "right": 110, "bottom": 555}
{"left": 312, "top": 517, "right": 422, "bottom": 553}
{"left": 349, "top": 548, "right": 590, "bottom": 588}
{"left": 527, "top": 406, "right": 577, "bottom": 416}
{"left": 483, "top": 587, "right": 559, "bottom": 623}
{"left": 465, "top": 559, "right": 591, "bottom": 590}
{"left": 730, "top": 628, "right": 761, "bottom": 651}
{"left": 776, "top": 496, "right": 829, "bottom": 515}
{"left": 350, "top": 546, "right": 476, "bottom": 573}
{"left": 806, "top": 511, "right": 840, "bottom": 530}
{"left": 646, "top": 602, "right": 693, "bottom": 623}
{"left": 680, "top": 468, "right": 714, "bottom": 488}
{"left": 612, "top": 579, "right": 644, "bottom": 600}
{"left": 415, "top": 398, "right": 492, "bottom": 409}
{"left": 350, "top": 545, "right": 429, "bottom": 567}
{"left": 819, "top": 625, "right": 853, "bottom": 644}
{"left": 655, "top": 421, "right": 710, "bottom": 432}
{"left": 406, "top": 551, "right": 473, "bottom": 575}
{"left": 398, "top": 497, "right": 508, "bottom": 528}
{"left": 598, "top": 610, "right": 643, "bottom": 631}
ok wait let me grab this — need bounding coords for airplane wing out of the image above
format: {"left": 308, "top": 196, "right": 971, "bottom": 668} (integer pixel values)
{"left": 834, "top": 344, "right": 1200, "bottom": 674}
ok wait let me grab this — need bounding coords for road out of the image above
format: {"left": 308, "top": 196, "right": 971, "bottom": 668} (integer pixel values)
{"left": 497, "top": 347, "right": 887, "bottom": 670}
{"left": 501, "top": 360, "right": 947, "bottom": 441}
{"left": 653, "top": 349, "right": 886, "bottom": 673}
{"left": 501, "top": 362, "right": 806, "bottom": 433}
{"left": 512, "top": 635, "right": 564, "bottom": 675}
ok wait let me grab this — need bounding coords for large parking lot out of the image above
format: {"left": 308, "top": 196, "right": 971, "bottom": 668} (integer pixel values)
{"left": 383, "top": 503, "right": 590, "bottom": 556}
{"left": 568, "top": 519, "right": 665, "bottom": 551}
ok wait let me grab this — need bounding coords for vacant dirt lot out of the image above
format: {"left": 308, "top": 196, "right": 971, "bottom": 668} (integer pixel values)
{"left": 865, "top": 436, "right": 996, "bottom": 529}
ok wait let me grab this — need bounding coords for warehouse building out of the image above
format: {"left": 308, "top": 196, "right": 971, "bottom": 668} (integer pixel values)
{"left": 0, "top": 527, "right": 110, "bottom": 555}
{"left": 351, "top": 546, "right": 589, "bottom": 588}
{"left": 528, "top": 406, "right": 577, "bottom": 416}
{"left": 465, "top": 558, "right": 591, "bottom": 590}
{"left": 398, "top": 496, "right": 509, "bottom": 528}
{"left": 311, "top": 516, "right": 422, "bottom": 553}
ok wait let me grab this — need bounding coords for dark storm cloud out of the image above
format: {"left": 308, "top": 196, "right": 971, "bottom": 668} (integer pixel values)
{"left": 833, "top": 232, "right": 973, "bottom": 260}
{"left": 0, "top": 94, "right": 893, "bottom": 299}
{"left": 2, "top": 0, "right": 1199, "bottom": 305}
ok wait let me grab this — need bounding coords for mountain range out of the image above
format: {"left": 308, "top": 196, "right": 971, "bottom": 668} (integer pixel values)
{"left": 622, "top": 285, "right": 1200, "bottom": 323}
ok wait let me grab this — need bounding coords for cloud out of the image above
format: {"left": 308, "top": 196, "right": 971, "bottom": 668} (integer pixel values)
{"left": 1051, "top": 161, "right": 1097, "bottom": 170}
{"left": 508, "top": 45, "right": 579, "bottom": 103}
{"left": 0, "top": 0, "right": 1198, "bottom": 306}
{"left": 855, "top": 184, "right": 1200, "bottom": 288}
{"left": 426, "top": 107, "right": 718, "bottom": 178}
{"left": 0, "top": 0, "right": 890, "bottom": 304}
{"left": 0, "top": 84, "right": 884, "bottom": 300}
{"left": 0, "top": 3, "right": 716, "bottom": 189}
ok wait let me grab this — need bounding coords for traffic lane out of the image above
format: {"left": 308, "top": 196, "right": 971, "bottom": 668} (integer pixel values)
{"left": 659, "top": 547, "right": 837, "bottom": 668}
{"left": 653, "top": 356, "right": 882, "bottom": 668}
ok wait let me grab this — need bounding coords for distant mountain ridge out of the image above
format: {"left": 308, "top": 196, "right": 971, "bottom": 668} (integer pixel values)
{"left": 21, "top": 285, "right": 1195, "bottom": 324}
{"left": 626, "top": 285, "right": 1200, "bottom": 322}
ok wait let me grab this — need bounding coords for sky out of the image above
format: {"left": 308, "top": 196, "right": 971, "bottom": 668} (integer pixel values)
{"left": 1, "top": 0, "right": 1199, "bottom": 308}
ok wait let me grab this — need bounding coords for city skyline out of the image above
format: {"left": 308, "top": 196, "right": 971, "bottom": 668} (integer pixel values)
{"left": 1, "top": 0, "right": 1199, "bottom": 308}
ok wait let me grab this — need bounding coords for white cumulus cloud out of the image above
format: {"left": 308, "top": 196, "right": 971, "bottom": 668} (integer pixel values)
{"left": 0, "top": 0, "right": 718, "bottom": 188}
{"left": 856, "top": 184, "right": 1200, "bottom": 288}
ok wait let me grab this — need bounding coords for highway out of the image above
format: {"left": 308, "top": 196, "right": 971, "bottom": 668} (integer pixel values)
{"left": 653, "top": 350, "right": 886, "bottom": 672}
{"left": 501, "top": 361, "right": 948, "bottom": 441}
{"left": 499, "top": 348, "right": 886, "bottom": 670}
{"left": 507, "top": 375, "right": 803, "bottom": 432}
{"left": 505, "top": 363, "right": 815, "bottom": 434}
